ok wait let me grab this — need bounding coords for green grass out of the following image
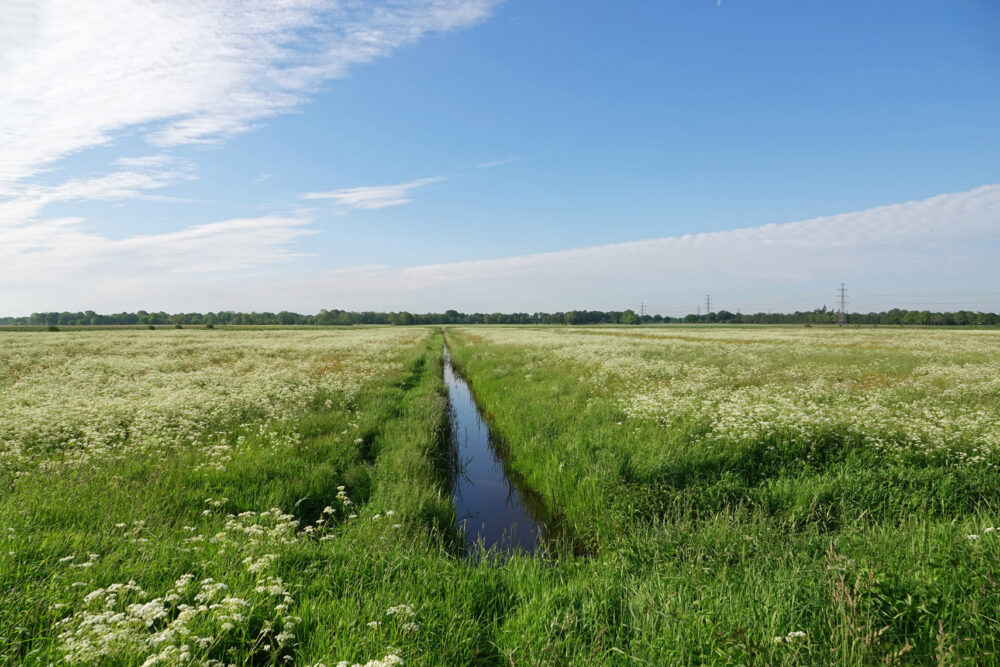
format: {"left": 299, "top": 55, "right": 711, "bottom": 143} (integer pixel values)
{"left": 441, "top": 326, "right": 1000, "bottom": 664}
{"left": 0, "top": 331, "right": 471, "bottom": 664}
{"left": 3, "top": 325, "right": 1000, "bottom": 664}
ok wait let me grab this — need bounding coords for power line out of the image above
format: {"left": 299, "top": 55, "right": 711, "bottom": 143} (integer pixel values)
{"left": 628, "top": 289, "right": 998, "bottom": 319}
{"left": 688, "top": 294, "right": 832, "bottom": 311}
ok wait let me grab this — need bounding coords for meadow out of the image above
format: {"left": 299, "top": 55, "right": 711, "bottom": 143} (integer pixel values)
{"left": 2, "top": 325, "right": 1000, "bottom": 664}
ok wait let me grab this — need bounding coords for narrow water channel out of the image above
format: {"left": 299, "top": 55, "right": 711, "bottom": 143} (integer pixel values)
{"left": 443, "top": 344, "right": 546, "bottom": 555}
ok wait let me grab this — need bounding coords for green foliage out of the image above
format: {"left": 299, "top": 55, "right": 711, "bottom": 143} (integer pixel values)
{"left": 620, "top": 308, "right": 639, "bottom": 324}
{"left": 4, "top": 306, "right": 998, "bottom": 327}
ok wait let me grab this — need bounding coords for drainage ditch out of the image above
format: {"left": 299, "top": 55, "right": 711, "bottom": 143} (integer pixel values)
{"left": 443, "top": 343, "right": 550, "bottom": 556}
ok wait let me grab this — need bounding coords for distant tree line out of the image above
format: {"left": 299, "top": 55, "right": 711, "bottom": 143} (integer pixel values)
{"left": 2, "top": 306, "right": 998, "bottom": 327}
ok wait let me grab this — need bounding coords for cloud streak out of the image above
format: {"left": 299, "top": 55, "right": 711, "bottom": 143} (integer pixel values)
{"left": 302, "top": 177, "right": 445, "bottom": 210}
{"left": 474, "top": 157, "right": 520, "bottom": 169}
{"left": 0, "top": 0, "right": 502, "bottom": 188}
{"left": 0, "top": 156, "right": 196, "bottom": 229}
{"left": 1, "top": 215, "right": 315, "bottom": 287}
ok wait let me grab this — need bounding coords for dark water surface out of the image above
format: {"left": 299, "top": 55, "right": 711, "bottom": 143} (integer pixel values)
{"left": 443, "top": 344, "right": 546, "bottom": 555}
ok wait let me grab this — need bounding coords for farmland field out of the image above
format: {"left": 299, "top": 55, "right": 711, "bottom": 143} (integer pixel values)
{"left": 3, "top": 326, "right": 1000, "bottom": 664}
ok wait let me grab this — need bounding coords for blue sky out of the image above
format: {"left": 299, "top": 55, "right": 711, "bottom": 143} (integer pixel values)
{"left": 1, "top": 0, "right": 998, "bottom": 315}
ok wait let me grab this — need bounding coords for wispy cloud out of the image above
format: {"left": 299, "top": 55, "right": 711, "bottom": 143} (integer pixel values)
{"left": 1, "top": 215, "right": 315, "bottom": 289}
{"left": 474, "top": 157, "right": 520, "bottom": 169}
{"left": 112, "top": 155, "right": 180, "bottom": 170}
{"left": 0, "top": 0, "right": 502, "bottom": 188}
{"left": 302, "top": 177, "right": 445, "bottom": 211}
{"left": 0, "top": 157, "right": 196, "bottom": 228}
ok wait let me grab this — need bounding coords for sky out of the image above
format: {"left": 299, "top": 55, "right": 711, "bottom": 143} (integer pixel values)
{"left": 1, "top": 0, "right": 998, "bottom": 317}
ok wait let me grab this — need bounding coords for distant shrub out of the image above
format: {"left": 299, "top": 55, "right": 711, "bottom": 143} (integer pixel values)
{"left": 47, "top": 325, "right": 60, "bottom": 332}
{"left": 205, "top": 323, "right": 215, "bottom": 329}
{"left": 148, "top": 325, "right": 155, "bottom": 330}
{"left": 175, "top": 324, "right": 183, "bottom": 329}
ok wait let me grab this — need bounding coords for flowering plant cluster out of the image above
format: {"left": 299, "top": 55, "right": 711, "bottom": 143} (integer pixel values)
{"left": 0, "top": 328, "right": 424, "bottom": 474}
{"left": 464, "top": 326, "right": 1000, "bottom": 467}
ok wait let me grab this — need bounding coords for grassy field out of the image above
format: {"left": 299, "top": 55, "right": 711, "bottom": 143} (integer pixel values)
{"left": 445, "top": 326, "right": 1000, "bottom": 664}
{"left": 2, "top": 326, "right": 1000, "bottom": 664}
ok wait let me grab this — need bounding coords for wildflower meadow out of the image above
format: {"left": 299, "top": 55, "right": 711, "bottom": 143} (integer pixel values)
{"left": 3, "top": 325, "right": 1000, "bottom": 664}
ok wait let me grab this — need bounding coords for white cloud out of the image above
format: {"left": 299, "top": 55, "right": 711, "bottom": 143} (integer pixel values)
{"left": 302, "top": 177, "right": 445, "bottom": 210}
{"left": 0, "top": 157, "right": 196, "bottom": 229}
{"left": 286, "top": 184, "right": 1000, "bottom": 306}
{"left": 0, "top": 0, "right": 502, "bottom": 188}
{"left": 0, "top": 0, "right": 500, "bottom": 312}
{"left": 3, "top": 184, "right": 998, "bottom": 314}
{"left": 1, "top": 215, "right": 315, "bottom": 288}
